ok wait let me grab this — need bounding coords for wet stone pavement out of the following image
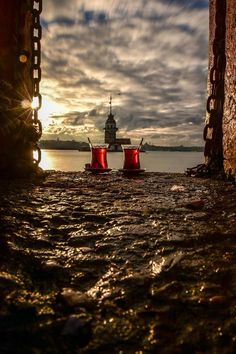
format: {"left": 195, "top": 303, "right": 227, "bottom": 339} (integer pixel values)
{"left": 0, "top": 171, "right": 236, "bottom": 354}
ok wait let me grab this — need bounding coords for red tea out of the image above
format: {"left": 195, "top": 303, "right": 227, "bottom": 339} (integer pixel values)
{"left": 123, "top": 147, "right": 140, "bottom": 170}
{"left": 91, "top": 146, "right": 108, "bottom": 169}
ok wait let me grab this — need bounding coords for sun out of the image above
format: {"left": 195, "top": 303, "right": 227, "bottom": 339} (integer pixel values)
{"left": 37, "top": 97, "right": 65, "bottom": 128}
{"left": 21, "top": 96, "right": 66, "bottom": 129}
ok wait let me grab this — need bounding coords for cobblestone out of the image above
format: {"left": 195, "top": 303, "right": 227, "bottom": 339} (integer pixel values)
{"left": 0, "top": 171, "right": 235, "bottom": 353}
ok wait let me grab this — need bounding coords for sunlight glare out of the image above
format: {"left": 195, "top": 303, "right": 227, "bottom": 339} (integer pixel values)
{"left": 39, "top": 97, "right": 66, "bottom": 128}
{"left": 21, "top": 96, "right": 66, "bottom": 129}
{"left": 34, "top": 149, "right": 54, "bottom": 170}
{"left": 21, "top": 99, "right": 31, "bottom": 109}
{"left": 31, "top": 96, "right": 40, "bottom": 110}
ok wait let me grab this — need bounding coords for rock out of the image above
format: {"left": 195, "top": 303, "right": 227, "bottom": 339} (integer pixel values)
{"left": 0, "top": 272, "right": 21, "bottom": 292}
{"left": 59, "top": 288, "right": 94, "bottom": 309}
{"left": 185, "top": 199, "right": 205, "bottom": 210}
{"left": 62, "top": 313, "right": 92, "bottom": 346}
{"left": 171, "top": 185, "right": 186, "bottom": 192}
{"left": 83, "top": 214, "right": 108, "bottom": 223}
{"left": 62, "top": 314, "right": 89, "bottom": 335}
{"left": 209, "top": 295, "right": 227, "bottom": 305}
{"left": 150, "top": 281, "right": 182, "bottom": 298}
{"left": 150, "top": 251, "right": 184, "bottom": 275}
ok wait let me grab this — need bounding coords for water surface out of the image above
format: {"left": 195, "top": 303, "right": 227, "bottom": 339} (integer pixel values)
{"left": 39, "top": 150, "right": 204, "bottom": 173}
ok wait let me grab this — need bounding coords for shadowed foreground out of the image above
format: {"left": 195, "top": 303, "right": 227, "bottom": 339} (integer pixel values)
{"left": 0, "top": 171, "right": 235, "bottom": 353}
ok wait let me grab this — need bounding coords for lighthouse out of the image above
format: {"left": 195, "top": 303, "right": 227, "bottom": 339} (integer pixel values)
{"left": 104, "top": 95, "right": 118, "bottom": 144}
{"left": 104, "top": 95, "right": 131, "bottom": 151}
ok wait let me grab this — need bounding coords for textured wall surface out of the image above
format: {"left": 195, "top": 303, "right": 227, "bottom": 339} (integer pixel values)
{"left": 207, "top": 0, "right": 236, "bottom": 176}
{"left": 0, "top": 1, "right": 20, "bottom": 83}
{"left": 223, "top": 0, "right": 236, "bottom": 175}
{"left": 207, "top": 0, "right": 215, "bottom": 112}
{"left": 0, "top": 0, "right": 40, "bottom": 176}
{"left": 0, "top": 0, "right": 32, "bottom": 90}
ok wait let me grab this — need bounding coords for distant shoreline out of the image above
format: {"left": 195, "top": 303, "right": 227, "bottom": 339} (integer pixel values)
{"left": 39, "top": 140, "right": 203, "bottom": 152}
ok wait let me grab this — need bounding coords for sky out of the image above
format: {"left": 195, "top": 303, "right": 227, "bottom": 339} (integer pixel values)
{"left": 40, "top": 0, "right": 209, "bottom": 146}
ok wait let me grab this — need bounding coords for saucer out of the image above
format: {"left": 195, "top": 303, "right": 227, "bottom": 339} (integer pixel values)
{"left": 118, "top": 168, "right": 146, "bottom": 175}
{"left": 84, "top": 167, "right": 112, "bottom": 174}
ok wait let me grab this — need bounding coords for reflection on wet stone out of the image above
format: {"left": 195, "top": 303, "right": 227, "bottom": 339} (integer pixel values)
{"left": 0, "top": 171, "right": 235, "bottom": 353}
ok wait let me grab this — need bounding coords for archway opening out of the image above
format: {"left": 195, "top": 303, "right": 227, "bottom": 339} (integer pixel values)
{"left": 39, "top": 0, "right": 209, "bottom": 152}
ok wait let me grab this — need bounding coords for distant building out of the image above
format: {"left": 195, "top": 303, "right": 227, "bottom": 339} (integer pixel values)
{"left": 104, "top": 96, "right": 131, "bottom": 151}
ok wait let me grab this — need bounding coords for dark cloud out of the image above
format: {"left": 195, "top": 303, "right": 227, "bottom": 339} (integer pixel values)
{"left": 49, "top": 17, "right": 75, "bottom": 26}
{"left": 82, "top": 10, "right": 107, "bottom": 25}
{"left": 88, "top": 109, "right": 98, "bottom": 117}
{"left": 161, "top": 0, "right": 208, "bottom": 9}
{"left": 59, "top": 111, "right": 87, "bottom": 126}
{"left": 40, "top": 0, "right": 209, "bottom": 146}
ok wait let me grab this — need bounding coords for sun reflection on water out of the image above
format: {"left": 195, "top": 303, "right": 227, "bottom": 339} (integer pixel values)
{"left": 37, "top": 150, "right": 55, "bottom": 170}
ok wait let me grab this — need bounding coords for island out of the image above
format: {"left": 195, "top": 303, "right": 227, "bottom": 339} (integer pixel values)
{"left": 39, "top": 139, "right": 204, "bottom": 152}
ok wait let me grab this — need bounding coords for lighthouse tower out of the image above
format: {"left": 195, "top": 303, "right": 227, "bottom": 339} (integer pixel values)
{"left": 104, "top": 96, "right": 118, "bottom": 144}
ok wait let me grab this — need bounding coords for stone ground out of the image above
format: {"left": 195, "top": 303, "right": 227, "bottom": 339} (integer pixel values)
{"left": 0, "top": 171, "right": 236, "bottom": 354}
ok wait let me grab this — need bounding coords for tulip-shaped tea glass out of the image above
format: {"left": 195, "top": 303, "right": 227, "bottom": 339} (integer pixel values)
{"left": 120, "top": 145, "right": 145, "bottom": 174}
{"left": 85, "top": 144, "right": 111, "bottom": 173}
{"left": 123, "top": 145, "right": 140, "bottom": 169}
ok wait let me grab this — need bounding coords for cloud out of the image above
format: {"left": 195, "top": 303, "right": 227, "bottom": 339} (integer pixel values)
{"left": 165, "top": 0, "right": 208, "bottom": 9}
{"left": 40, "top": 0, "right": 209, "bottom": 146}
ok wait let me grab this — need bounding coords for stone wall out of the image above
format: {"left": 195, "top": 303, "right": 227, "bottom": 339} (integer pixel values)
{"left": 0, "top": 0, "right": 32, "bottom": 94}
{"left": 0, "top": 0, "right": 41, "bottom": 176}
{"left": 223, "top": 0, "right": 236, "bottom": 175}
{"left": 207, "top": 0, "right": 236, "bottom": 176}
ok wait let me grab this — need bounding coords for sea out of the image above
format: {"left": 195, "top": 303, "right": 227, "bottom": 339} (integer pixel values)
{"left": 39, "top": 150, "right": 204, "bottom": 173}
